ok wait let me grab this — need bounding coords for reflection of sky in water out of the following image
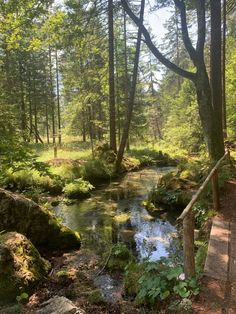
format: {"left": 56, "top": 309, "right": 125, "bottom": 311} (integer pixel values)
{"left": 54, "top": 167, "right": 178, "bottom": 261}
{"left": 130, "top": 203, "right": 176, "bottom": 261}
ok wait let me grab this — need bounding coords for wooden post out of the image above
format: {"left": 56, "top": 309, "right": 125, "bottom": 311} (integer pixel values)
{"left": 54, "top": 145, "right": 58, "bottom": 159}
{"left": 211, "top": 169, "right": 220, "bottom": 211}
{"left": 183, "top": 209, "right": 195, "bottom": 278}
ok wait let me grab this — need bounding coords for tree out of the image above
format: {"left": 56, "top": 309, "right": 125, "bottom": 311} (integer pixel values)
{"left": 121, "top": 0, "right": 225, "bottom": 161}
{"left": 116, "top": 0, "right": 145, "bottom": 168}
{"left": 108, "top": 0, "right": 117, "bottom": 152}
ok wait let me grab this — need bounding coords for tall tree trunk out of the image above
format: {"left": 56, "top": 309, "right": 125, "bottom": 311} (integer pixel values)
{"left": 98, "top": 101, "right": 103, "bottom": 141}
{"left": 19, "top": 58, "right": 27, "bottom": 141}
{"left": 55, "top": 49, "right": 62, "bottom": 146}
{"left": 82, "top": 108, "right": 87, "bottom": 142}
{"left": 32, "top": 63, "right": 38, "bottom": 144}
{"left": 123, "top": 9, "right": 130, "bottom": 145}
{"left": 108, "top": 0, "right": 117, "bottom": 152}
{"left": 88, "top": 106, "right": 94, "bottom": 156}
{"left": 116, "top": 0, "right": 145, "bottom": 169}
{"left": 222, "top": 0, "right": 227, "bottom": 138}
{"left": 49, "top": 47, "right": 56, "bottom": 145}
{"left": 175, "top": 7, "right": 181, "bottom": 90}
{"left": 27, "top": 74, "right": 33, "bottom": 138}
{"left": 115, "top": 38, "right": 121, "bottom": 144}
{"left": 195, "top": 65, "right": 224, "bottom": 161}
{"left": 209, "top": 0, "right": 225, "bottom": 159}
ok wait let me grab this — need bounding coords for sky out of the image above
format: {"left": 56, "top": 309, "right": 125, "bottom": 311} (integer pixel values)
{"left": 54, "top": 0, "right": 171, "bottom": 45}
{"left": 54, "top": 0, "right": 171, "bottom": 81}
{"left": 147, "top": 7, "right": 172, "bottom": 45}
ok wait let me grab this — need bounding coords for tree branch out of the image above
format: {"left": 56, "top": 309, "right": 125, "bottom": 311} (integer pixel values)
{"left": 121, "top": 0, "right": 196, "bottom": 81}
{"left": 173, "top": 0, "right": 197, "bottom": 65}
{"left": 195, "top": 0, "right": 206, "bottom": 59}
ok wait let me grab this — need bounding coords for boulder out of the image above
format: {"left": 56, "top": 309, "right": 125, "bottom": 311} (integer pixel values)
{"left": 0, "top": 232, "right": 50, "bottom": 305}
{"left": 0, "top": 188, "right": 81, "bottom": 250}
{"left": 36, "top": 296, "right": 85, "bottom": 314}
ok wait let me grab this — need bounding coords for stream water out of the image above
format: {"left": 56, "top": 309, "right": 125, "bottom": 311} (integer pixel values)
{"left": 54, "top": 167, "right": 180, "bottom": 262}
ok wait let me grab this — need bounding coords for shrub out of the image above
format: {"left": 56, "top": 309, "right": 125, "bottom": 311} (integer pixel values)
{"left": 50, "top": 163, "right": 81, "bottom": 182}
{"left": 195, "top": 241, "right": 208, "bottom": 275}
{"left": 107, "top": 243, "right": 134, "bottom": 270}
{"left": 80, "top": 158, "right": 114, "bottom": 184}
{"left": 4, "top": 169, "right": 63, "bottom": 195}
{"left": 148, "top": 185, "right": 189, "bottom": 211}
{"left": 128, "top": 148, "right": 176, "bottom": 167}
{"left": 94, "top": 143, "right": 116, "bottom": 163}
{"left": 124, "top": 261, "right": 200, "bottom": 306}
{"left": 63, "top": 179, "right": 94, "bottom": 199}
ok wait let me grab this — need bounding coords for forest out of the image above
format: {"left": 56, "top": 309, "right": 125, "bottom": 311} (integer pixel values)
{"left": 0, "top": 0, "right": 236, "bottom": 313}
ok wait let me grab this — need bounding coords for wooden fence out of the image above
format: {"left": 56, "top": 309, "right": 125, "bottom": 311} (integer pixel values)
{"left": 176, "top": 150, "right": 230, "bottom": 278}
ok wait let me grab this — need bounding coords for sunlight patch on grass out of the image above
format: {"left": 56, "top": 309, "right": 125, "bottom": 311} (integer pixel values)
{"left": 37, "top": 148, "right": 92, "bottom": 162}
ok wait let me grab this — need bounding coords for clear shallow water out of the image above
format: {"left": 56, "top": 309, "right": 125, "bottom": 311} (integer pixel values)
{"left": 54, "top": 167, "right": 180, "bottom": 261}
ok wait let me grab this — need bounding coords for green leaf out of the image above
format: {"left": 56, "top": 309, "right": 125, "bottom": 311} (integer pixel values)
{"left": 160, "top": 290, "right": 170, "bottom": 300}
{"left": 166, "top": 266, "right": 183, "bottom": 280}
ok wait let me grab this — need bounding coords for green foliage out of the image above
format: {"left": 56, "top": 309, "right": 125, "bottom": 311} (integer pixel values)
{"left": 195, "top": 241, "right": 208, "bottom": 275}
{"left": 50, "top": 163, "right": 82, "bottom": 182}
{"left": 226, "top": 35, "right": 236, "bottom": 138}
{"left": 218, "top": 163, "right": 232, "bottom": 190}
{"left": 94, "top": 143, "right": 116, "bottom": 163}
{"left": 193, "top": 201, "right": 216, "bottom": 228}
{"left": 80, "top": 158, "right": 114, "bottom": 184}
{"left": 16, "top": 292, "right": 29, "bottom": 304}
{"left": 128, "top": 148, "right": 176, "bottom": 167}
{"left": 148, "top": 184, "right": 189, "bottom": 210}
{"left": 177, "top": 158, "right": 208, "bottom": 183}
{"left": 124, "top": 262, "right": 144, "bottom": 296}
{"left": 107, "top": 243, "right": 133, "bottom": 270}
{"left": 124, "top": 261, "right": 200, "bottom": 305}
{"left": 63, "top": 179, "right": 94, "bottom": 199}
{"left": 4, "top": 169, "right": 63, "bottom": 195}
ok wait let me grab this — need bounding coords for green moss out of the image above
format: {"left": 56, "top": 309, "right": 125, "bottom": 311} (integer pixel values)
{"left": 56, "top": 269, "right": 71, "bottom": 278}
{"left": 0, "top": 188, "right": 81, "bottom": 250}
{"left": 107, "top": 243, "right": 134, "bottom": 270}
{"left": 113, "top": 213, "right": 130, "bottom": 223}
{"left": 83, "top": 289, "right": 104, "bottom": 304}
{"left": 0, "top": 232, "right": 50, "bottom": 306}
{"left": 148, "top": 169, "right": 199, "bottom": 212}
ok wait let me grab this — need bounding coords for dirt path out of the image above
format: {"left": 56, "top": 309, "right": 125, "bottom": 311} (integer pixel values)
{"left": 192, "top": 179, "right": 236, "bottom": 314}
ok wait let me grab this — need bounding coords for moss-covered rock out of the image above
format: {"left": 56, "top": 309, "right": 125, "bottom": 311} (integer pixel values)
{"left": 82, "top": 289, "right": 104, "bottom": 304}
{"left": 0, "top": 188, "right": 81, "bottom": 250}
{"left": 147, "top": 171, "right": 198, "bottom": 213}
{"left": 107, "top": 243, "right": 134, "bottom": 270}
{"left": 0, "top": 232, "right": 50, "bottom": 306}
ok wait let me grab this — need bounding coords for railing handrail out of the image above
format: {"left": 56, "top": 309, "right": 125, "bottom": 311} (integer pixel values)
{"left": 177, "top": 150, "right": 229, "bottom": 222}
{"left": 176, "top": 149, "right": 230, "bottom": 278}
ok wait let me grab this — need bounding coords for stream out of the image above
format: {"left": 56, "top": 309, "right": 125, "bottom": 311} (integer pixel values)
{"left": 54, "top": 167, "right": 180, "bottom": 262}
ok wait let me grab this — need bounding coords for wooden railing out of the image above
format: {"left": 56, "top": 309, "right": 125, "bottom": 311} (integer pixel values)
{"left": 177, "top": 150, "right": 230, "bottom": 278}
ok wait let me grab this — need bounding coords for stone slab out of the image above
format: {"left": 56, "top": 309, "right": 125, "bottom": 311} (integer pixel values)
{"left": 204, "top": 219, "right": 230, "bottom": 281}
{"left": 36, "top": 296, "right": 85, "bottom": 314}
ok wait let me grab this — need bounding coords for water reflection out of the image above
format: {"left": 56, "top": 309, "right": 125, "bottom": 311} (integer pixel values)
{"left": 54, "top": 167, "right": 180, "bottom": 261}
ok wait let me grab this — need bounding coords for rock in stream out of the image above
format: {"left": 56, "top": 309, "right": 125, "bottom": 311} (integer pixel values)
{"left": 0, "top": 188, "right": 81, "bottom": 250}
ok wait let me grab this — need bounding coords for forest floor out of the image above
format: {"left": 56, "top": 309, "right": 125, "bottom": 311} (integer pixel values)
{"left": 192, "top": 178, "right": 236, "bottom": 314}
